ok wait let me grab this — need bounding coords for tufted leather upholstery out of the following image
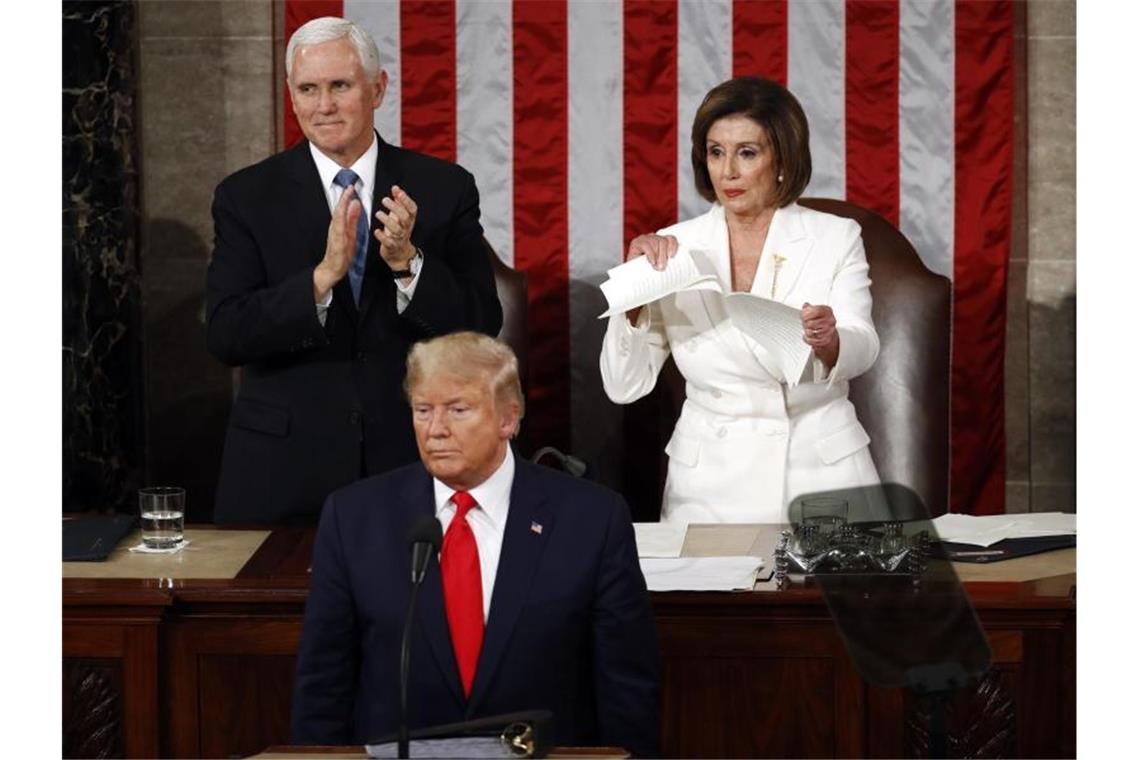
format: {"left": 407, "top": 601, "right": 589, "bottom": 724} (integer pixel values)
{"left": 484, "top": 238, "right": 531, "bottom": 452}
{"left": 798, "top": 198, "right": 951, "bottom": 517}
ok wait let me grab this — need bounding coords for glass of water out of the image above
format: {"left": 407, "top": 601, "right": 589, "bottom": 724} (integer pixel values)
{"left": 801, "top": 496, "right": 849, "bottom": 533}
{"left": 138, "top": 487, "right": 185, "bottom": 549}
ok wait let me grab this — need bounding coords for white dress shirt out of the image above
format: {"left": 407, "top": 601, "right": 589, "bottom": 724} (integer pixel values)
{"left": 433, "top": 447, "right": 515, "bottom": 622}
{"left": 308, "top": 133, "right": 422, "bottom": 323}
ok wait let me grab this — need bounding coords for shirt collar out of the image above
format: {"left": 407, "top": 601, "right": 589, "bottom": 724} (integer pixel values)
{"left": 308, "top": 130, "right": 379, "bottom": 194}
{"left": 433, "top": 447, "right": 515, "bottom": 529}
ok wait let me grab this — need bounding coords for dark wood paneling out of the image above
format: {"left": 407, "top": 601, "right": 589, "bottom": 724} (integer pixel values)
{"left": 63, "top": 613, "right": 163, "bottom": 759}
{"left": 63, "top": 530, "right": 1075, "bottom": 759}
{"left": 198, "top": 654, "right": 296, "bottom": 758}
{"left": 63, "top": 659, "right": 125, "bottom": 758}
{"left": 167, "top": 618, "right": 303, "bottom": 758}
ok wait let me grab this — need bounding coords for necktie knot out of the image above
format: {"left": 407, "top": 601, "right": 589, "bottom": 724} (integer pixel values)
{"left": 452, "top": 491, "right": 478, "bottom": 521}
{"left": 332, "top": 168, "right": 360, "bottom": 189}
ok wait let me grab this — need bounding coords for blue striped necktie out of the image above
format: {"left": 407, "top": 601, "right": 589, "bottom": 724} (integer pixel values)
{"left": 332, "top": 168, "right": 369, "bottom": 304}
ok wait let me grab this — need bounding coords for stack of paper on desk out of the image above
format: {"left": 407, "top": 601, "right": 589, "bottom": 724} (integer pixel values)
{"left": 929, "top": 512, "right": 1076, "bottom": 548}
{"left": 598, "top": 247, "right": 812, "bottom": 385}
{"left": 639, "top": 557, "right": 764, "bottom": 592}
{"left": 633, "top": 522, "right": 687, "bottom": 558}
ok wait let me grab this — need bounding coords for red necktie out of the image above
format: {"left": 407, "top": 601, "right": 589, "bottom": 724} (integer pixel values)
{"left": 440, "top": 491, "right": 484, "bottom": 698}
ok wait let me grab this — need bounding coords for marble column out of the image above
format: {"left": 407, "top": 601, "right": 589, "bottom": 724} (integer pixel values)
{"left": 62, "top": 0, "right": 145, "bottom": 513}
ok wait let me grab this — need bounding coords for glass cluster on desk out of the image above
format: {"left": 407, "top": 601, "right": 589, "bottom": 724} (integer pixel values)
{"left": 774, "top": 496, "right": 932, "bottom": 588}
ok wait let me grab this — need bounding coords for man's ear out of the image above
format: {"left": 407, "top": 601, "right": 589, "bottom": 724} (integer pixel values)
{"left": 498, "top": 403, "right": 521, "bottom": 441}
{"left": 372, "top": 69, "right": 389, "bottom": 109}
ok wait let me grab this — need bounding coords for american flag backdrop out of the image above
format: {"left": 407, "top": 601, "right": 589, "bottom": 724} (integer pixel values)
{"left": 282, "top": 0, "right": 1014, "bottom": 515}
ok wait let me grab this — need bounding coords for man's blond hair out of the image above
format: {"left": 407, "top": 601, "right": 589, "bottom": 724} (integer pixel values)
{"left": 404, "top": 332, "right": 525, "bottom": 428}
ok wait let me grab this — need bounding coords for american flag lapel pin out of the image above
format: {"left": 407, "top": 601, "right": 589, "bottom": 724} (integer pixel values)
{"left": 530, "top": 521, "right": 543, "bottom": 535}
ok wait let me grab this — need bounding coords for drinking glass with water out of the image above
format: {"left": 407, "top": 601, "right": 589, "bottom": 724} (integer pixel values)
{"left": 138, "top": 487, "right": 185, "bottom": 549}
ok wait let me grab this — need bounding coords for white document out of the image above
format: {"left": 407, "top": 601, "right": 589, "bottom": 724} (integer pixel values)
{"left": 930, "top": 512, "right": 1076, "bottom": 547}
{"left": 598, "top": 247, "right": 812, "bottom": 384}
{"left": 634, "top": 522, "right": 687, "bottom": 558}
{"left": 723, "top": 295, "right": 813, "bottom": 385}
{"left": 639, "top": 556, "right": 763, "bottom": 592}
{"left": 367, "top": 737, "right": 511, "bottom": 758}
{"left": 598, "top": 248, "right": 718, "bottom": 317}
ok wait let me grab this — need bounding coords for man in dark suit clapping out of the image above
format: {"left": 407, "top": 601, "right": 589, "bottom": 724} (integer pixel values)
{"left": 292, "top": 332, "right": 661, "bottom": 757}
{"left": 206, "top": 17, "right": 501, "bottom": 524}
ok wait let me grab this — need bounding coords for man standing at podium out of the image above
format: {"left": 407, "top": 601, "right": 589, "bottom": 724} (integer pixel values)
{"left": 292, "top": 333, "right": 661, "bottom": 756}
{"left": 206, "top": 17, "right": 501, "bottom": 524}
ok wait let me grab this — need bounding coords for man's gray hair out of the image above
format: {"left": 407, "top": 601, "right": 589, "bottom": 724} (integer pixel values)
{"left": 286, "top": 17, "right": 381, "bottom": 83}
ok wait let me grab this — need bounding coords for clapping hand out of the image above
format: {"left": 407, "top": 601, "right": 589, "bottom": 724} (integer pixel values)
{"left": 374, "top": 185, "right": 419, "bottom": 275}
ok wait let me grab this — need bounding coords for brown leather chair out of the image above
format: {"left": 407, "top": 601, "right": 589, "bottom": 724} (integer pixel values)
{"left": 621, "top": 199, "right": 951, "bottom": 519}
{"left": 484, "top": 238, "right": 528, "bottom": 386}
{"left": 799, "top": 198, "right": 951, "bottom": 517}
{"left": 484, "top": 238, "right": 530, "bottom": 451}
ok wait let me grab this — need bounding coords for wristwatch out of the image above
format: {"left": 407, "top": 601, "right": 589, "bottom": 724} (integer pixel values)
{"left": 391, "top": 248, "right": 422, "bottom": 279}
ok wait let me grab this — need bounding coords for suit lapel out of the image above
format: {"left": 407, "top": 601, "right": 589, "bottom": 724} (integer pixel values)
{"left": 401, "top": 471, "right": 466, "bottom": 706}
{"left": 285, "top": 142, "right": 359, "bottom": 320}
{"left": 467, "top": 462, "right": 555, "bottom": 713}
{"left": 764, "top": 204, "right": 814, "bottom": 304}
{"left": 358, "top": 135, "right": 399, "bottom": 321}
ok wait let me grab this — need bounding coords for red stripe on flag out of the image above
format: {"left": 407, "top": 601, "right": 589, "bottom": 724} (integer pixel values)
{"left": 513, "top": 0, "right": 570, "bottom": 452}
{"left": 400, "top": 0, "right": 457, "bottom": 162}
{"left": 845, "top": 0, "right": 899, "bottom": 225}
{"left": 624, "top": 0, "right": 678, "bottom": 241}
{"left": 952, "top": 0, "right": 1014, "bottom": 515}
{"left": 732, "top": 0, "right": 787, "bottom": 84}
{"left": 283, "top": 0, "right": 344, "bottom": 148}
{"left": 621, "top": 0, "right": 678, "bottom": 514}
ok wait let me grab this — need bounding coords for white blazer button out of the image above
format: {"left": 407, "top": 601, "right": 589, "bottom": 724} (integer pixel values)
{"left": 717, "top": 427, "right": 727, "bottom": 439}
{"left": 711, "top": 389, "right": 722, "bottom": 399}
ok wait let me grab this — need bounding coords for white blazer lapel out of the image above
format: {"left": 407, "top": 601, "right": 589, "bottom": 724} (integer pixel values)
{"left": 703, "top": 204, "right": 732, "bottom": 287}
{"left": 763, "top": 204, "right": 815, "bottom": 304}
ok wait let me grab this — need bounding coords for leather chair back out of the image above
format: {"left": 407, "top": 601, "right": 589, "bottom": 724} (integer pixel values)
{"left": 798, "top": 198, "right": 951, "bottom": 516}
{"left": 484, "top": 238, "right": 531, "bottom": 453}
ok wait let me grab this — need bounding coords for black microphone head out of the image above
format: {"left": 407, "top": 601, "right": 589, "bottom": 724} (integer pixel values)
{"left": 408, "top": 515, "right": 443, "bottom": 551}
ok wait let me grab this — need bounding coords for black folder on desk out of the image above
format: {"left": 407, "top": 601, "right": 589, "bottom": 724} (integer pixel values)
{"left": 63, "top": 515, "right": 136, "bottom": 561}
{"left": 939, "top": 534, "right": 1076, "bottom": 563}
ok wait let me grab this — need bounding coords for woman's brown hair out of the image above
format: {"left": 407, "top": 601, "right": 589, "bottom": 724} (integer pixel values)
{"left": 690, "top": 76, "right": 812, "bottom": 208}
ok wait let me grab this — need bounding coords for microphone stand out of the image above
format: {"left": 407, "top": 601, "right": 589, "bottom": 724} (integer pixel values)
{"left": 399, "top": 519, "right": 441, "bottom": 760}
{"left": 398, "top": 578, "right": 425, "bottom": 759}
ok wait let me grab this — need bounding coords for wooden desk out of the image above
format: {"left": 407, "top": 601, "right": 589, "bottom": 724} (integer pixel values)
{"left": 63, "top": 525, "right": 1075, "bottom": 758}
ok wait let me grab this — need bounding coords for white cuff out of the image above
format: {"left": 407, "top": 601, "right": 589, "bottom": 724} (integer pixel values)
{"left": 316, "top": 289, "right": 333, "bottom": 326}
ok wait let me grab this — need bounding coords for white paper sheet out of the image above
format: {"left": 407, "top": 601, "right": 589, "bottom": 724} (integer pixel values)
{"left": 724, "top": 295, "right": 813, "bottom": 384}
{"left": 930, "top": 512, "right": 1076, "bottom": 547}
{"left": 367, "top": 737, "right": 511, "bottom": 758}
{"left": 598, "top": 248, "right": 717, "bottom": 316}
{"left": 634, "top": 522, "right": 687, "bottom": 558}
{"left": 598, "top": 247, "right": 812, "bottom": 384}
{"left": 639, "top": 556, "right": 762, "bottom": 592}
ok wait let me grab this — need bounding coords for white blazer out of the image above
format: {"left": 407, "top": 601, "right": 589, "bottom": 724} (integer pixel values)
{"left": 600, "top": 203, "right": 881, "bottom": 524}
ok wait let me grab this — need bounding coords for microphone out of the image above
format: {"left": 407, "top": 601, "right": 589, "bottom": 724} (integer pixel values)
{"left": 531, "top": 446, "right": 589, "bottom": 478}
{"left": 399, "top": 515, "right": 442, "bottom": 759}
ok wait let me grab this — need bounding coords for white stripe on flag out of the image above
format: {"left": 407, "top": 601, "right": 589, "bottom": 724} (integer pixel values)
{"left": 899, "top": 0, "right": 955, "bottom": 278}
{"left": 457, "top": 0, "right": 513, "bottom": 265}
{"left": 788, "top": 0, "right": 846, "bottom": 199}
{"left": 677, "top": 0, "right": 731, "bottom": 222}
{"left": 345, "top": 0, "right": 401, "bottom": 147}
{"left": 568, "top": 0, "right": 624, "bottom": 475}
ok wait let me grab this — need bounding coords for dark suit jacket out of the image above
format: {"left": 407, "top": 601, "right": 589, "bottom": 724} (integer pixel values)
{"left": 291, "top": 458, "right": 662, "bottom": 757}
{"left": 206, "top": 136, "right": 502, "bottom": 524}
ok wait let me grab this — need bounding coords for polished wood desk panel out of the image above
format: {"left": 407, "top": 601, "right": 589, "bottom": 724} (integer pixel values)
{"left": 63, "top": 525, "right": 1075, "bottom": 758}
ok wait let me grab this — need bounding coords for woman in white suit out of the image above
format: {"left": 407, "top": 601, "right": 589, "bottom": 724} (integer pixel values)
{"left": 600, "top": 77, "right": 880, "bottom": 525}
